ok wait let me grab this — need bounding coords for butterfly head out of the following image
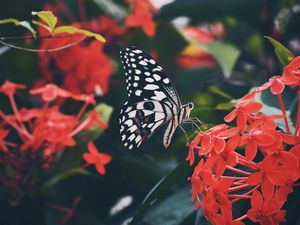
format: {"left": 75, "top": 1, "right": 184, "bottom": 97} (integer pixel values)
{"left": 182, "top": 101, "right": 194, "bottom": 120}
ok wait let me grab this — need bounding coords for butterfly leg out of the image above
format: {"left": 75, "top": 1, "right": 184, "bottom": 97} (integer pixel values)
{"left": 182, "top": 119, "right": 202, "bottom": 131}
{"left": 178, "top": 124, "right": 190, "bottom": 144}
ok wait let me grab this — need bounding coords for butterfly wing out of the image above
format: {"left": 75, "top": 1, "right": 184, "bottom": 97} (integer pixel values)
{"left": 119, "top": 100, "right": 173, "bottom": 150}
{"left": 120, "top": 46, "right": 181, "bottom": 107}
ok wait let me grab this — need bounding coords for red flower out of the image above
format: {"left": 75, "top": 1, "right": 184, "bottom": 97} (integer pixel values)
{"left": 247, "top": 190, "right": 286, "bottom": 224}
{"left": 30, "top": 84, "right": 72, "bottom": 101}
{"left": 0, "top": 80, "right": 26, "bottom": 96}
{"left": 37, "top": 16, "right": 114, "bottom": 95}
{"left": 198, "top": 124, "right": 239, "bottom": 155}
{"left": 255, "top": 76, "right": 285, "bottom": 95}
{"left": 247, "top": 156, "right": 288, "bottom": 199}
{"left": 224, "top": 92, "right": 262, "bottom": 131}
{"left": 125, "top": 0, "right": 158, "bottom": 37}
{"left": 83, "top": 141, "right": 112, "bottom": 175}
{"left": 239, "top": 129, "right": 274, "bottom": 161}
{"left": 281, "top": 56, "right": 300, "bottom": 88}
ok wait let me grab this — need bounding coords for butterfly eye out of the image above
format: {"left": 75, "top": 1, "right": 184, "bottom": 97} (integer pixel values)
{"left": 188, "top": 102, "right": 194, "bottom": 110}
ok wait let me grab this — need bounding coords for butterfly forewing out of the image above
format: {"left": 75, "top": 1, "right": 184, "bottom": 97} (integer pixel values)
{"left": 120, "top": 46, "right": 181, "bottom": 107}
{"left": 119, "top": 46, "right": 182, "bottom": 150}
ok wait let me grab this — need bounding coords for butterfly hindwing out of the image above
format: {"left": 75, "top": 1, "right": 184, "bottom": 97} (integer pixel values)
{"left": 119, "top": 100, "right": 169, "bottom": 150}
{"left": 120, "top": 46, "right": 181, "bottom": 107}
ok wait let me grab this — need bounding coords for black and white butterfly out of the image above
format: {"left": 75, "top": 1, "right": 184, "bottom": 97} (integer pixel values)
{"left": 119, "top": 46, "right": 194, "bottom": 150}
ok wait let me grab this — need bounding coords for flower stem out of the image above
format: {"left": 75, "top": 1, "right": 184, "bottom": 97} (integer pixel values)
{"left": 226, "top": 165, "right": 251, "bottom": 176}
{"left": 294, "top": 89, "right": 300, "bottom": 136}
{"left": 278, "top": 94, "right": 291, "bottom": 135}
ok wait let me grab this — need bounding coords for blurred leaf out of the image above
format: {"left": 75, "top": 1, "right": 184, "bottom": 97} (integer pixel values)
{"left": 0, "top": 46, "right": 9, "bottom": 55}
{"left": 197, "top": 41, "right": 240, "bottom": 78}
{"left": 142, "top": 187, "right": 195, "bottom": 225}
{"left": 86, "top": 103, "right": 114, "bottom": 139}
{"left": 32, "top": 11, "right": 57, "bottom": 32}
{"left": 208, "top": 86, "right": 232, "bottom": 99}
{"left": 215, "top": 102, "right": 235, "bottom": 110}
{"left": 0, "top": 18, "right": 36, "bottom": 36}
{"left": 265, "top": 36, "right": 295, "bottom": 66}
{"left": 254, "top": 88, "right": 295, "bottom": 133}
{"left": 40, "top": 168, "right": 95, "bottom": 194}
{"left": 93, "top": 0, "right": 127, "bottom": 19}
{"left": 129, "top": 161, "right": 191, "bottom": 225}
{"left": 54, "top": 25, "right": 106, "bottom": 42}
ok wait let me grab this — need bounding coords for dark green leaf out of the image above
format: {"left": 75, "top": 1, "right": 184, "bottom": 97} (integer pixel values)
{"left": 265, "top": 36, "right": 295, "bottom": 66}
{"left": 143, "top": 187, "right": 195, "bottom": 225}
{"left": 129, "top": 161, "right": 191, "bottom": 225}
{"left": 39, "top": 168, "right": 96, "bottom": 194}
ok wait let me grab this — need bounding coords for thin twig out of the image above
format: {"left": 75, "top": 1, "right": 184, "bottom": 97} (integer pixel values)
{"left": 0, "top": 36, "right": 87, "bottom": 53}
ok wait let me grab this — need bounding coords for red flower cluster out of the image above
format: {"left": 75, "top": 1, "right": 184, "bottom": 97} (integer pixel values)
{"left": 37, "top": 15, "right": 115, "bottom": 95}
{"left": 188, "top": 57, "right": 300, "bottom": 225}
{"left": 125, "top": 0, "right": 158, "bottom": 37}
{"left": 37, "top": 0, "right": 158, "bottom": 95}
{"left": 0, "top": 81, "right": 110, "bottom": 203}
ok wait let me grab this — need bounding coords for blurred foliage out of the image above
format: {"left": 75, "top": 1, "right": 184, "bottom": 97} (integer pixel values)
{"left": 1, "top": 0, "right": 300, "bottom": 225}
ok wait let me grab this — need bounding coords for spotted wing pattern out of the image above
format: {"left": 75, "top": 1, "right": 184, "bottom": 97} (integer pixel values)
{"left": 119, "top": 46, "right": 181, "bottom": 107}
{"left": 119, "top": 46, "right": 180, "bottom": 150}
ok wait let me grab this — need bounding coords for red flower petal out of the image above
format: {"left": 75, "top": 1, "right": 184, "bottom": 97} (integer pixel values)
{"left": 251, "top": 190, "right": 263, "bottom": 210}
{"left": 243, "top": 102, "right": 263, "bottom": 114}
{"left": 214, "top": 138, "right": 226, "bottom": 154}
{"left": 245, "top": 141, "right": 258, "bottom": 161}
{"left": 279, "top": 151, "right": 299, "bottom": 171}
{"left": 247, "top": 172, "right": 262, "bottom": 185}
{"left": 267, "top": 170, "right": 288, "bottom": 186}
{"left": 261, "top": 178, "right": 274, "bottom": 199}
{"left": 237, "top": 111, "right": 247, "bottom": 131}
{"left": 270, "top": 80, "right": 284, "bottom": 95}
{"left": 226, "top": 134, "right": 240, "bottom": 151}
{"left": 224, "top": 109, "right": 237, "bottom": 122}
{"left": 253, "top": 133, "right": 274, "bottom": 146}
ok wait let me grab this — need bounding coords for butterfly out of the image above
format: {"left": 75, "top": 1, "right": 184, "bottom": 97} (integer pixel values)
{"left": 119, "top": 46, "right": 194, "bottom": 150}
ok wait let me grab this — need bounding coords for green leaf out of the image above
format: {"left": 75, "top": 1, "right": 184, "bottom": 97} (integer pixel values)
{"left": 265, "top": 36, "right": 295, "bottom": 66}
{"left": 0, "top": 18, "right": 20, "bottom": 25}
{"left": 54, "top": 26, "right": 106, "bottom": 42}
{"left": 32, "top": 11, "right": 57, "bottom": 32}
{"left": 0, "top": 18, "right": 36, "bottom": 36}
{"left": 129, "top": 161, "right": 191, "bottom": 225}
{"left": 83, "top": 103, "right": 113, "bottom": 140}
{"left": 197, "top": 41, "right": 240, "bottom": 78}
{"left": 39, "top": 168, "right": 95, "bottom": 194}
{"left": 142, "top": 187, "right": 195, "bottom": 225}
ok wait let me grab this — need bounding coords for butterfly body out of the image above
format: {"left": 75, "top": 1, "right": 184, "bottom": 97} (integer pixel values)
{"left": 119, "top": 46, "right": 194, "bottom": 150}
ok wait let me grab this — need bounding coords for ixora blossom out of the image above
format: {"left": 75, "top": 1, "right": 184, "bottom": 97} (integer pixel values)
{"left": 36, "top": 0, "right": 158, "bottom": 96}
{"left": 125, "top": 0, "right": 158, "bottom": 37}
{"left": 0, "top": 81, "right": 110, "bottom": 204}
{"left": 187, "top": 56, "right": 300, "bottom": 225}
